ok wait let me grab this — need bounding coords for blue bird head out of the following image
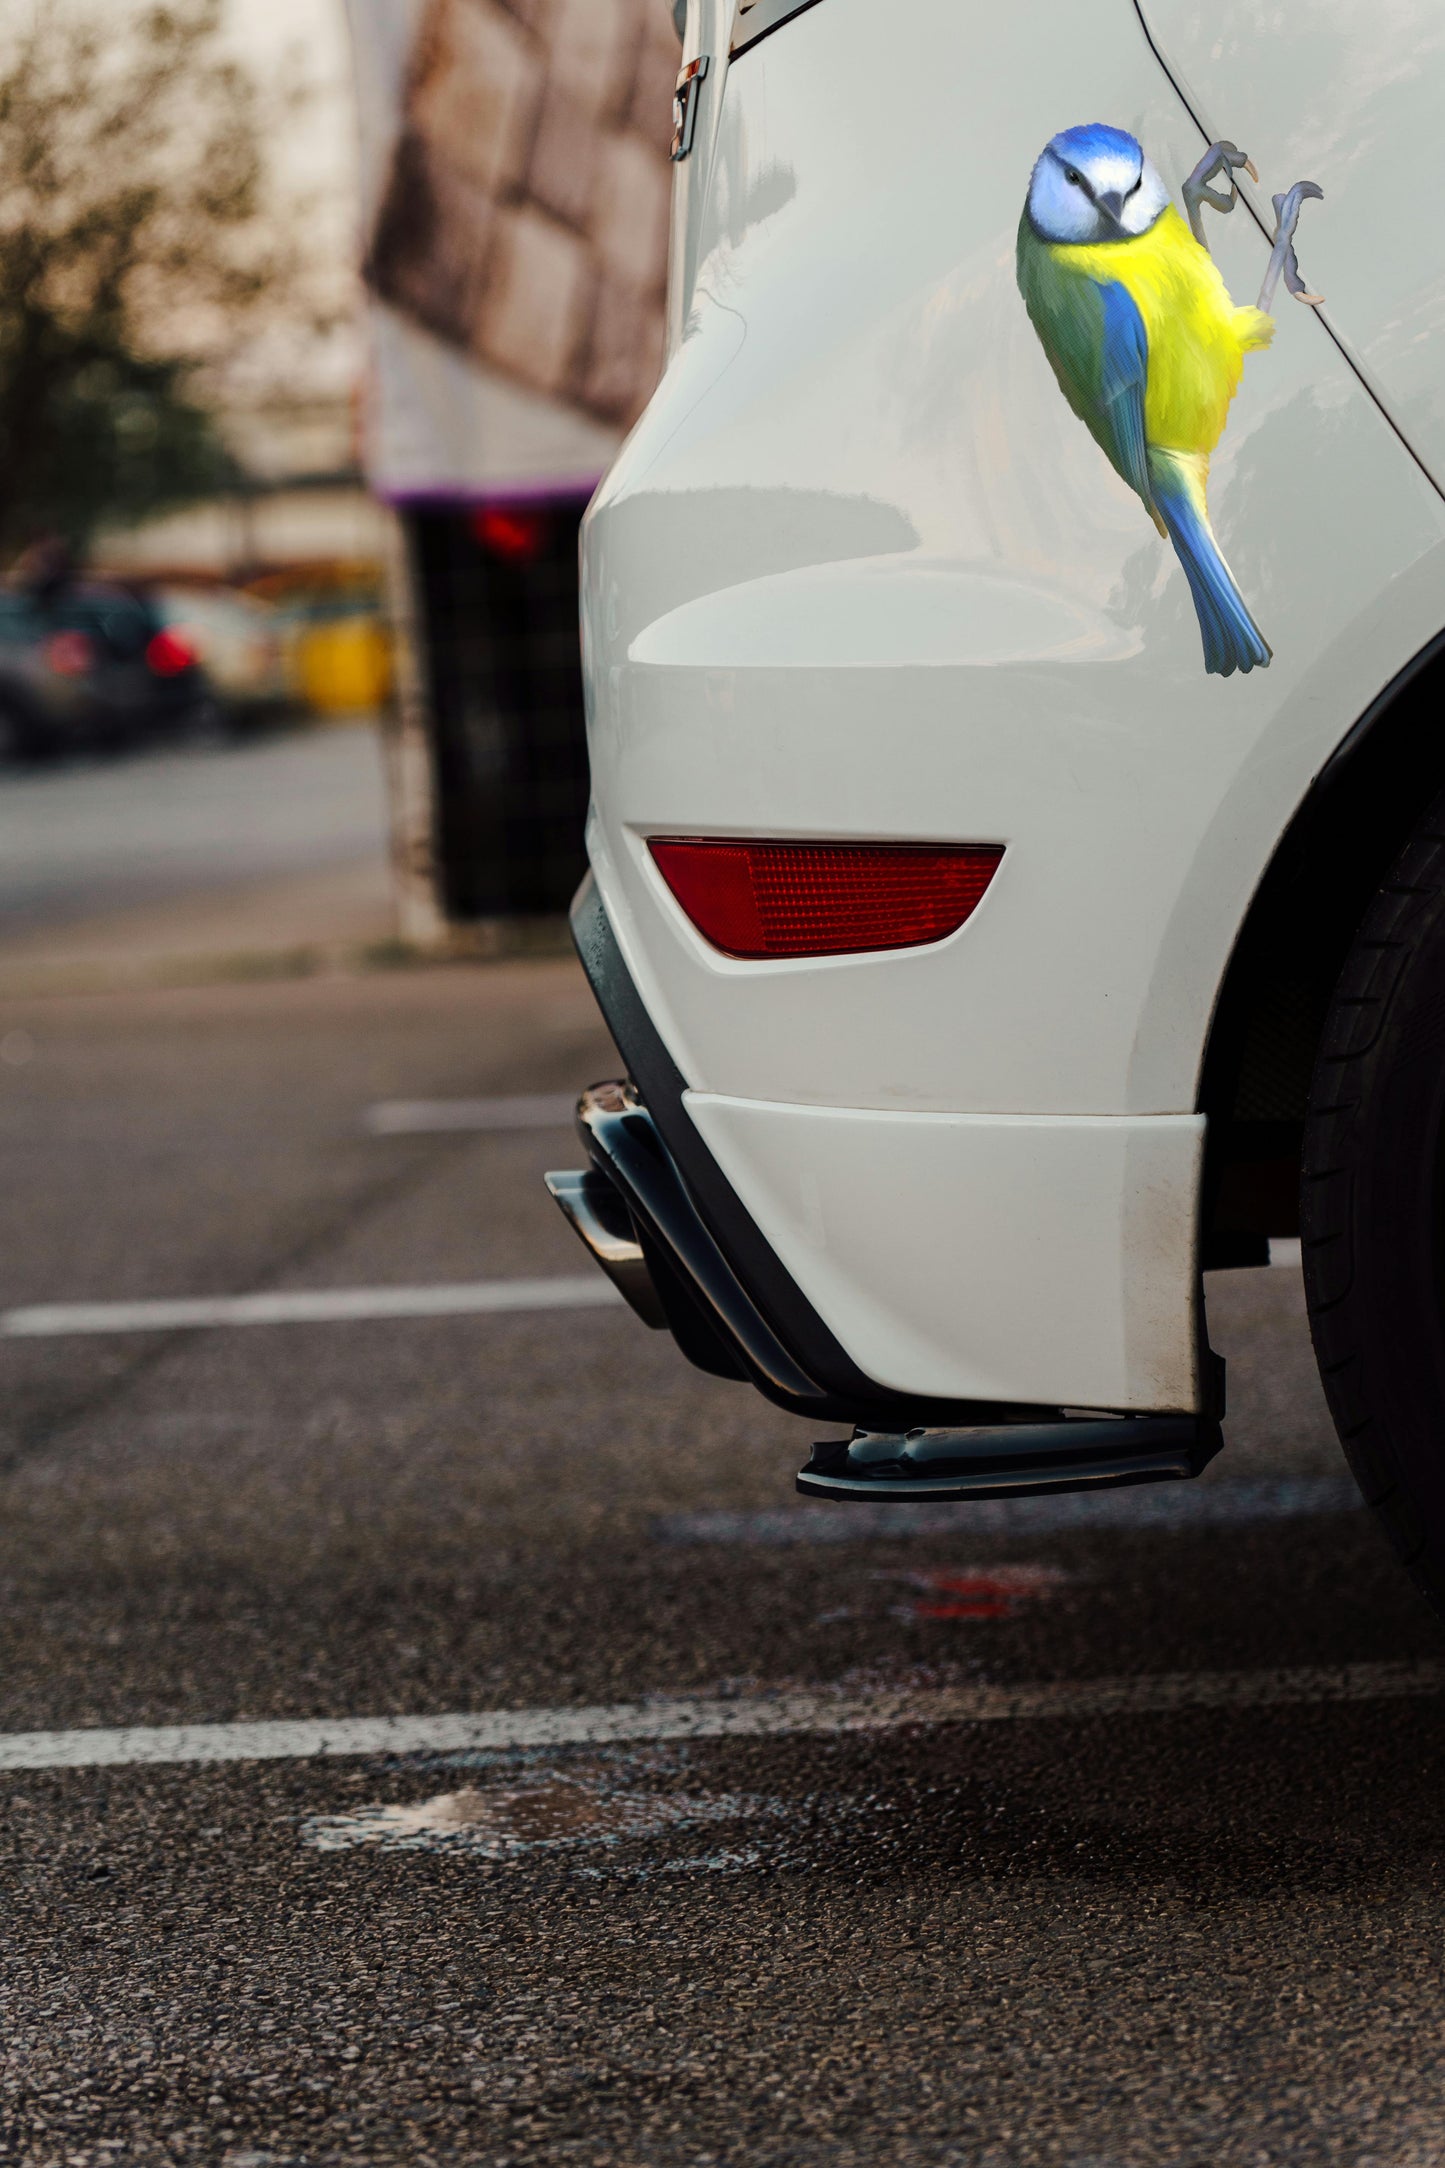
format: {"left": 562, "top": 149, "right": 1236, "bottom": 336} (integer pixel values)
{"left": 1025, "top": 123, "right": 1169, "bottom": 244}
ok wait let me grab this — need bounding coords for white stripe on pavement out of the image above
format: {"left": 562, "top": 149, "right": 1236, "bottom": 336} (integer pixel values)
{"left": 1, "top": 1662, "right": 1440, "bottom": 1773}
{"left": 1, "top": 1276, "right": 622, "bottom": 1337}
{"left": 1269, "top": 1237, "right": 1303, "bottom": 1267}
{"left": 4, "top": 1253, "right": 1310, "bottom": 1341}
{"left": 365, "top": 1094, "right": 578, "bottom": 1135}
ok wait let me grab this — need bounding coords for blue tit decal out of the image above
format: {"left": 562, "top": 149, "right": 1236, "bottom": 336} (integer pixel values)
{"left": 1017, "top": 123, "right": 1322, "bottom": 678}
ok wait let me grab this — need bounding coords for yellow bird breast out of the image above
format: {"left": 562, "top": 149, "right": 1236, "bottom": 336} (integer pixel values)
{"left": 1059, "top": 205, "right": 1272, "bottom": 457}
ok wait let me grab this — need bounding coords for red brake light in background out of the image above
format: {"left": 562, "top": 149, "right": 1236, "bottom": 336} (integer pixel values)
{"left": 44, "top": 630, "right": 93, "bottom": 678}
{"left": 471, "top": 505, "right": 550, "bottom": 563}
{"left": 649, "top": 839, "right": 1004, "bottom": 960}
{"left": 145, "top": 628, "right": 195, "bottom": 677}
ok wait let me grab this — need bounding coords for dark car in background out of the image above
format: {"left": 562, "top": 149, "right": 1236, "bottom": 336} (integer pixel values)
{"left": 0, "top": 579, "right": 210, "bottom": 762}
{"left": 46, "top": 582, "right": 209, "bottom": 749}
{"left": 0, "top": 590, "right": 96, "bottom": 761}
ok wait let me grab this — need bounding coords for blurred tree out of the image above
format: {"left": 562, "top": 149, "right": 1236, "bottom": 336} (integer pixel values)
{"left": 0, "top": 0, "right": 302, "bottom": 558}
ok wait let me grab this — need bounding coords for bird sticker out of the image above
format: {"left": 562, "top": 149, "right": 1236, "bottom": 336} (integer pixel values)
{"left": 1017, "top": 124, "right": 1323, "bottom": 677}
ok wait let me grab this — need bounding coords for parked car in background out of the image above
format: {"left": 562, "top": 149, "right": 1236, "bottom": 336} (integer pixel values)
{"left": 45, "top": 581, "right": 210, "bottom": 748}
{"left": 155, "top": 585, "right": 292, "bottom": 732}
{"left": 550, "top": 0, "right": 1445, "bottom": 1620}
{"left": 0, "top": 577, "right": 212, "bottom": 762}
{"left": 0, "top": 589, "right": 95, "bottom": 761}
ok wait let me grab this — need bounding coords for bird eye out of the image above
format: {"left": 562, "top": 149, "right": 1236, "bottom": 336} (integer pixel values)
{"left": 1065, "top": 168, "right": 1081, "bottom": 185}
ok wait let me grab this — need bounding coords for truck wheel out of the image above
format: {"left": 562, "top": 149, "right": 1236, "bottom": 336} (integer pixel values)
{"left": 1302, "top": 791, "right": 1445, "bottom": 1615}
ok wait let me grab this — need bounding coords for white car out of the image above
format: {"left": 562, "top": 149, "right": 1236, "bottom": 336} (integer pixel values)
{"left": 548, "top": 0, "right": 1445, "bottom": 1611}
{"left": 155, "top": 586, "right": 291, "bottom": 726}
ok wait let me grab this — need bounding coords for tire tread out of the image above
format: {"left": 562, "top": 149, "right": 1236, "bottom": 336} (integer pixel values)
{"left": 1302, "top": 786, "right": 1445, "bottom": 1614}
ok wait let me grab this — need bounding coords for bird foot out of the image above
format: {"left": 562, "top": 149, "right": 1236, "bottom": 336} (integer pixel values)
{"left": 1183, "top": 140, "right": 1258, "bottom": 248}
{"left": 1257, "top": 181, "right": 1325, "bottom": 311}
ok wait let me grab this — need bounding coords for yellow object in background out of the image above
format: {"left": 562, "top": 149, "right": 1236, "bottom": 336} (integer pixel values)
{"left": 295, "top": 616, "right": 393, "bottom": 715}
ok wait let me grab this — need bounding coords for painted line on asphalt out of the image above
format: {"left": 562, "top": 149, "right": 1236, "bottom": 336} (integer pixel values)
{"left": 3, "top": 1252, "right": 1313, "bottom": 1341}
{"left": 365, "top": 1094, "right": 577, "bottom": 1135}
{"left": 0, "top": 1276, "right": 622, "bottom": 1338}
{"left": 654, "top": 1477, "right": 1364, "bottom": 1546}
{"left": 1, "top": 1662, "right": 1440, "bottom": 1773}
{"left": 1269, "top": 1237, "right": 1303, "bottom": 1267}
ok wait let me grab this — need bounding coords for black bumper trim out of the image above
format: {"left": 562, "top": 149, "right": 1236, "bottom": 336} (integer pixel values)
{"left": 798, "top": 1417, "right": 1222, "bottom": 1503}
{"left": 577, "top": 1081, "right": 820, "bottom": 1405}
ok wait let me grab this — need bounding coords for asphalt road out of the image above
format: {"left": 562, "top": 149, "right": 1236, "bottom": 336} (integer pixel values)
{"left": 1, "top": 960, "right": 1443, "bottom": 2167}
{"left": 0, "top": 725, "right": 388, "bottom": 932}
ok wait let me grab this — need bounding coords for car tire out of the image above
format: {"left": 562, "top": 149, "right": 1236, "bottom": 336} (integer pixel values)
{"left": 0, "top": 699, "right": 46, "bottom": 765}
{"left": 1302, "top": 788, "right": 1445, "bottom": 1615}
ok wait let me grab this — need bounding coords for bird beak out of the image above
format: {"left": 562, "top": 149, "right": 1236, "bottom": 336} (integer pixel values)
{"left": 1097, "top": 189, "right": 1126, "bottom": 225}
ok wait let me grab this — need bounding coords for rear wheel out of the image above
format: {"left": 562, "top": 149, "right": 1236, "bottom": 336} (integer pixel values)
{"left": 1302, "top": 790, "right": 1445, "bottom": 1614}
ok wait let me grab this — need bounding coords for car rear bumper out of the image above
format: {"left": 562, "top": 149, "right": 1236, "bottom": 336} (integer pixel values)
{"left": 685, "top": 1093, "right": 1203, "bottom": 1411}
{"left": 570, "top": 876, "right": 1205, "bottom": 1416}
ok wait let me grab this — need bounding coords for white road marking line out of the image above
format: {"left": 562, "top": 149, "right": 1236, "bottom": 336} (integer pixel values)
{"left": 1270, "top": 1237, "right": 1303, "bottom": 1266}
{"left": 0, "top": 1276, "right": 622, "bottom": 1338}
{"left": 365, "top": 1094, "right": 578, "bottom": 1135}
{"left": 1, "top": 1661, "right": 1440, "bottom": 1773}
{"left": 654, "top": 1477, "right": 1364, "bottom": 1545}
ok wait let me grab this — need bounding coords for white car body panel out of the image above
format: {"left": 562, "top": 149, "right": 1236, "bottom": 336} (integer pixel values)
{"left": 578, "top": 0, "right": 1445, "bottom": 1412}
{"left": 1139, "top": 0, "right": 1445, "bottom": 493}
{"left": 685, "top": 1093, "right": 1205, "bottom": 1409}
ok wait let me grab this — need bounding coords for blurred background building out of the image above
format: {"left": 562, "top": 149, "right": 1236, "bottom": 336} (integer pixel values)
{"left": 348, "top": 0, "right": 677, "bottom": 935}
{"left": 0, "top": 0, "right": 678, "bottom": 946}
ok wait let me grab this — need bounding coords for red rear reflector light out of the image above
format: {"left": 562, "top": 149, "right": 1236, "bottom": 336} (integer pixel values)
{"left": 649, "top": 839, "right": 1004, "bottom": 959}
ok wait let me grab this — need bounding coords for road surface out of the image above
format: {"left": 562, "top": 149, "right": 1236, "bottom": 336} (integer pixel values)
{"left": 1, "top": 956, "right": 1442, "bottom": 2165}
{"left": 0, "top": 724, "right": 388, "bottom": 933}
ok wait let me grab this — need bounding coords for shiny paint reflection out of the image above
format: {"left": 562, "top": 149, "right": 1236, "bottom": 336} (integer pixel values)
{"left": 1139, "top": 0, "right": 1445, "bottom": 491}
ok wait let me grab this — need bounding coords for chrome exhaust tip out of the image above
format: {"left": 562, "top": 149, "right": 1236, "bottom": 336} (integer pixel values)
{"left": 544, "top": 1166, "right": 668, "bottom": 1329}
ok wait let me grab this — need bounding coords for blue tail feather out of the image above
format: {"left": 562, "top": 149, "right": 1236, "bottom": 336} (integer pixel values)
{"left": 1147, "top": 452, "right": 1270, "bottom": 678}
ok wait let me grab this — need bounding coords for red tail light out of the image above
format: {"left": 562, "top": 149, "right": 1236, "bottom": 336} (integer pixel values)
{"left": 145, "top": 628, "right": 195, "bottom": 677}
{"left": 649, "top": 839, "right": 1004, "bottom": 959}
{"left": 45, "top": 630, "right": 93, "bottom": 677}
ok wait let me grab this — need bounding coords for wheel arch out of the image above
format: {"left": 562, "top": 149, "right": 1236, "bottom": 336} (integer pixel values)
{"left": 1199, "top": 627, "right": 1445, "bottom": 1260}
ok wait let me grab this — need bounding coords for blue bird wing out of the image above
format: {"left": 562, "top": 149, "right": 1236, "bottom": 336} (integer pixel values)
{"left": 1016, "top": 224, "right": 1155, "bottom": 516}
{"left": 1089, "top": 278, "right": 1153, "bottom": 511}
